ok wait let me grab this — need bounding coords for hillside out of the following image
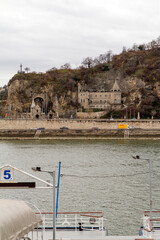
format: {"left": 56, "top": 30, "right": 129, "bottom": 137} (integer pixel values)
{"left": 1, "top": 37, "right": 160, "bottom": 119}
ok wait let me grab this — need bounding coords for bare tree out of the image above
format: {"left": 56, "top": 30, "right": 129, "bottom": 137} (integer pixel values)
{"left": 24, "top": 67, "right": 30, "bottom": 73}
{"left": 106, "top": 50, "right": 112, "bottom": 62}
{"left": 51, "top": 67, "right": 57, "bottom": 71}
{"left": 60, "top": 63, "right": 71, "bottom": 69}
{"left": 93, "top": 58, "right": 100, "bottom": 66}
{"left": 98, "top": 53, "right": 108, "bottom": 63}
{"left": 81, "top": 57, "right": 94, "bottom": 68}
{"left": 150, "top": 40, "right": 157, "bottom": 49}
{"left": 156, "top": 36, "right": 160, "bottom": 45}
{"left": 132, "top": 43, "right": 138, "bottom": 51}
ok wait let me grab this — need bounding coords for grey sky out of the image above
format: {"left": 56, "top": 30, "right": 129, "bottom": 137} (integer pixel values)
{"left": 0, "top": 0, "right": 159, "bottom": 86}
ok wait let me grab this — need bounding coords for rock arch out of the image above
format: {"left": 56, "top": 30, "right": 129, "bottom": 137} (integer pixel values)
{"left": 34, "top": 97, "right": 44, "bottom": 111}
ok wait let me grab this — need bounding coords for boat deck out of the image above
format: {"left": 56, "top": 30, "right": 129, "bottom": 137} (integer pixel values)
{"left": 30, "top": 228, "right": 107, "bottom": 240}
{"left": 28, "top": 228, "right": 141, "bottom": 240}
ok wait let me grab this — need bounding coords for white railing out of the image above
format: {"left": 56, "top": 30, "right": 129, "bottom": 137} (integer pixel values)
{"left": 37, "top": 211, "right": 105, "bottom": 231}
{"left": 22, "top": 211, "right": 106, "bottom": 240}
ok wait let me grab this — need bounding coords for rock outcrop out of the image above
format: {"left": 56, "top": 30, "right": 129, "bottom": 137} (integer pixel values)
{"left": 1, "top": 43, "right": 160, "bottom": 119}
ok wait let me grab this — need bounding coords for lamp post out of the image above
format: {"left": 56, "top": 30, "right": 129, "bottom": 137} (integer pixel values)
{"left": 32, "top": 167, "right": 56, "bottom": 240}
{"left": 132, "top": 155, "right": 152, "bottom": 219}
{"left": 123, "top": 104, "right": 128, "bottom": 119}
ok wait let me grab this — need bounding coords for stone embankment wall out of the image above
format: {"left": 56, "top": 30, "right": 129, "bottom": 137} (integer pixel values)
{"left": 0, "top": 119, "right": 160, "bottom": 130}
{"left": 0, "top": 119, "right": 160, "bottom": 139}
{"left": 0, "top": 128, "right": 160, "bottom": 139}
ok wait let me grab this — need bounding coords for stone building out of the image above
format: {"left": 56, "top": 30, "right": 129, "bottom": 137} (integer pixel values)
{"left": 22, "top": 98, "right": 57, "bottom": 120}
{"left": 30, "top": 99, "right": 45, "bottom": 119}
{"left": 78, "top": 79, "right": 121, "bottom": 111}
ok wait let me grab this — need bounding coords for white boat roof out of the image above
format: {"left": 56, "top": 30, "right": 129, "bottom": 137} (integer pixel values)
{"left": 0, "top": 199, "right": 42, "bottom": 240}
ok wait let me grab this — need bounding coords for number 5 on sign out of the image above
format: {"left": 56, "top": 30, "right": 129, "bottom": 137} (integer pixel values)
{"left": 0, "top": 167, "right": 14, "bottom": 182}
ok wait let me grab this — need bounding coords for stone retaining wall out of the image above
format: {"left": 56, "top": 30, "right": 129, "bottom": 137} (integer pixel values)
{"left": 0, "top": 119, "right": 160, "bottom": 130}
{"left": 0, "top": 128, "right": 160, "bottom": 139}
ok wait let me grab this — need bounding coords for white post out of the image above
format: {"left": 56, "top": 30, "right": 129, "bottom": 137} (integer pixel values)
{"left": 53, "top": 171, "right": 56, "bottom": 240}
{"left": 148, "top": 159, "right": 152, "bottom": 219}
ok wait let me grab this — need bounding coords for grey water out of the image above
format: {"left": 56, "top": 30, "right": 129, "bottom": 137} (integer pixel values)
{"left": 0, "top": 139, "right": 160, "bottom": 236}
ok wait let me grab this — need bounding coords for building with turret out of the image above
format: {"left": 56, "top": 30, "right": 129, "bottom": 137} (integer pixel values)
{"left": 78, "top": 79, "right": 121, "bottom": 111}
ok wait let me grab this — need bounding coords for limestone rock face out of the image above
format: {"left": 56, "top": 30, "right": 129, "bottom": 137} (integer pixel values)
{"left": 7, "top": 77, "right": 78, "bottom": 118}
{"left": 4, "top": 63, "right": 160, "bottom": 119}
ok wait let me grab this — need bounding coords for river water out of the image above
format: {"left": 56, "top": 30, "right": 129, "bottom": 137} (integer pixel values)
{"left": 0, "top": 139, "right": 160, "bottom": 235}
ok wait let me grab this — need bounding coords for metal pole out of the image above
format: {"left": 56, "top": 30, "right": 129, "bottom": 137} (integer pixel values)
{"left": 132, "top": 156, "right": 153, "bottom": 220}
{"left": 53, "top": 170, "right": 56, "bottom": 240}
{"left": 148, "top": 159, "right": 152, "bottom": 219}
{"left": 56, "top": 162, "right": 61, "bottom": 220}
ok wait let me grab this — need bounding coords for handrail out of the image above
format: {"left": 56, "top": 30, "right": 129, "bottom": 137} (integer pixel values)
{"left": 80, "top": 214, "right": 103, "bottom": 218}
{"left": 35, "top": 211, "right": 105, "bottom": 231}
{"left": 144, "top": 210, "right": 160, "bottom": 215}
{"left": 36, "top": 211, "right": 104, "bottom": 216}
{"left": 150, "top": 218, "right": 160, "bottom": 221}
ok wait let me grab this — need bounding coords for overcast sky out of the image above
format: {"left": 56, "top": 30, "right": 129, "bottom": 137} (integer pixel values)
{"left": 0, "top": 0, "right": 159, "bottom": 87}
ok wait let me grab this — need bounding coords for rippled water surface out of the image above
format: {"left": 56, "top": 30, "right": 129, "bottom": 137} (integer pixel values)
{"left": 0, "top": 139, "right": 160, "bottom": 235}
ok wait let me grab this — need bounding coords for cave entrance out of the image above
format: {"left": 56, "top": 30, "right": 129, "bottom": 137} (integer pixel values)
{"left": 49, "top": 114, "right": 53, "bottom": 119}
{"left": 34, "top": 97, "right": 44, "bottom": 111}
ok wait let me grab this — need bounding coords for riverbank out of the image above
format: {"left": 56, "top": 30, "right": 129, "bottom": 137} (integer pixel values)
{"left": 1, "top": 128, "right": 160, "bottom": 139}
{"left": 1, "top": 119, "right": 160, "bottom": 139}
{"left": 1, "top": 118, "right": 160, "bottom": 130}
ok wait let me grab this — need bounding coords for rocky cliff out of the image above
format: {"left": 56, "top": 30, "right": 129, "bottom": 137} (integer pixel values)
{"left": 1, "top": 40, "right": 160, "bottom": 119}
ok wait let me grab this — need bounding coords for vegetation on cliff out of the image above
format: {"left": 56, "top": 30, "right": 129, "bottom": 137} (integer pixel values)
{"left": 112, "top": 43, "right": 160, "bottom": 83}
{"left": 3, "top": 36, "right": 160, "bottom": 118}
